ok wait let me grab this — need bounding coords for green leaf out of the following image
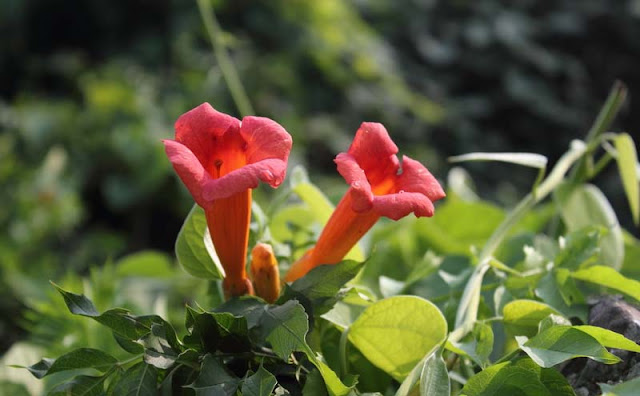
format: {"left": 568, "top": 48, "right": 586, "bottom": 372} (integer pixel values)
{"left": 175, "top": 204, "right": 222, "bottom": 279}
{"left": 461, "top": 357, "right": 575, "bottom": 396}
{"left": 186, "top": 354, "right": 240, "bottom": 396}
{"left": 516, "top": 326, "right": 621, "bottom": 368}
{"left": 115, "top": 250, "right": 174, "bottom": 278}
{"left": 614, "top": 133, "right": 639, "bottom": 225}
{"left": 48, "top": 374, "right": 108, "bottom": 396}
{"left": 183, "top": 306, "right": 250, "bottom": 353}
{"left": 570, "top": 265, "right": 640, "bottom": 301}
{"left": 415, "top": 196, "right": 506, "bottom": 255}
{"left": 460, "top": 361, "right": 550, "bottom": 396}
{"left": 290, "top": 166, "right": 364, "bottom": 261}
{"left": 600, "top": 376, "right": 640, "bottom": 396}
{"left": 24, "top": 348, "right": 117, "bottom": 379}
{"left": 348, "top": 296, "right": 447, "bottom": 381}
{"left": 502, "top": 300, "right": 562, "bottom": 337}
{"left": 258, "top": 301, "right": 311, "bottom": 361}
{"left": 446, "top": 323, "right": 494, "bottom": 368}
{"left": 558, "top": 184, "right": 624, "bottom": 269}
{"left": 419, "top": 350, "right": 450, "bottom": 396}
{"left": 554, "top": 227, "right": 601, "bottom": 270}
{"left": 321, "top": 288, "right": 372, "bottom": 330}
{"left": 573, "top": 325, "right": 640, "bottom": 353}
{"left": 140, "top": 323, "right": 179, "bottom": 369}
{"left": 255, "top": 301, "right": 351, "bottom": 396}
{"left": 241, "top": 366, "right": 277, "bottom": 396}
{"left": 52, "top": 283, "right": 150, "bottom": 340}
{"left": 449, "top": 152, "right": 548, "bottom": 169}
{"left": 111, "top": 362, "right": 158, "bottom": 396}
{"left": 279, "top": 260, "right": 365, "bottom": 316}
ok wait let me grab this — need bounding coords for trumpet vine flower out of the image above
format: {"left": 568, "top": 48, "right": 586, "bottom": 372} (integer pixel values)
{"left": 164, "top": 103, "right": 292, "bottom": 297}
{"left": 285, "top": 122, "right": 445, "bottom": 282}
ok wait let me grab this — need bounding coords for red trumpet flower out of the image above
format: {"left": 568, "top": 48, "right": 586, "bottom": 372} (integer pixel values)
{"left": 285, "top": 122, "right": 445, "bottom": 282}
{"left": 164, "top": 103, "right": 292, "bottom": 297}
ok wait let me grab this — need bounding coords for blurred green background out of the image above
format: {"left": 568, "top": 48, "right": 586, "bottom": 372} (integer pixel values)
{"left": 1, "top": 0, "right": 640, "bottom": 382}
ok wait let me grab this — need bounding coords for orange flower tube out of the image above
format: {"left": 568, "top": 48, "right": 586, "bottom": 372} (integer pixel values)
{"left": 164, "top": 103, "right": 292, "bottom": 298}
{"left": 250, "top": 243, "right": 281, "bottom": 303}
{"left": 285, "top": 122, "right": 445, "bottom": 282}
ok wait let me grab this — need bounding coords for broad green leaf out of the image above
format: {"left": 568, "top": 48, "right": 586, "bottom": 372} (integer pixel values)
{"left": 48, "top": 374, "right": 107, "bottom": 396}
{"left": 502, "top": 300, "right": 562, "bottom": 337}
{"left": 241, "top": 366, "right": 277, "bottom": 396}
{"left": 279, "top": 260, "right": 365, "bottom": 315}
{"left": 52, "top": 283, "right": 150, "bottom": 340}
{"left": 570, "top": 265, "right": 640, "bottom": 301}
{"left": 186, "top": 354, "right": 240, "bottom": 396}
{"left": 600, "top": 376, "right": 640, "bottom": 396}
{"left": 115, "top": 250, "right": 173, "bottom": 278}
{"left": 419, "top": 350, "right": 450, "bottom": 396}
{"left": 516, "top": 326, "right": 620, "bottom": 368}
{"left": 255, "top": 301, "right": 351, "bottom": 396}
{"left": 574, "top": 325, "right": 640, "bottom": 353}
{"left": 461, "top": 357, "right": 575, "bottom": 396}
{"left": 175, "top": 204, "right": 222, "bottom": 279}
{"left": 24, "top": 349, "right": 117, "bottom": 379}
{"left": 449, "top": 152, "right": 548, "bottom": 169}
{"left": 111, "top": 362, "right": 158, "bottom": 396}
{"left": 349, "top": 296, "right": 447, "bottom": 381}
{"left": 614, "top": 133, "right": 639, "bottom": 225}
{"left": 289, "top": 165, "right": 364, "bottom": 261}
{"left": 558, "top": 184, "right": 624, "bottom": 269}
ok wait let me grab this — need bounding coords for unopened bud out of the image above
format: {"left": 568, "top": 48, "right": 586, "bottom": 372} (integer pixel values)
{"left": 250, "top": 243, "right": 281, "bottom": 303}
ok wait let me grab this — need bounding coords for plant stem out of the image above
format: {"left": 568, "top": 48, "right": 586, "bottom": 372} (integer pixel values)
{"left": 196, "top": 0, "right": 255, "bottom": 117}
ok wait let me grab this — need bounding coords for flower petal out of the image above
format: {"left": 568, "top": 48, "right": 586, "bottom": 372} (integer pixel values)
{"left": 372, "top": 191, "right": 435, "bottom": 220}
{"left": 163, "top": 139, "right": 210, "bottom": 207}
{"left": 347, "top": 122, "right": 399, "bottom": 187}
{"left": 174, "top": 103, "right": 241, "bottom": 170}
{"left": 240, "top": 116, "right": 293, "bottom": 165}
{"left": 335, "top": 152, "right": 374, "bottom": 212}
{"left": 202, "top": 158, "right": 288, "bottom": 201}
{"left": 397, "top": 156, "right": 446, "bottom": 202}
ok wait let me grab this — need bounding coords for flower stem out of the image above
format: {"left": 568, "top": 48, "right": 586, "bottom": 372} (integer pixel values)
{"left": 196, "top": 0, "right": 255, "bottom": 117}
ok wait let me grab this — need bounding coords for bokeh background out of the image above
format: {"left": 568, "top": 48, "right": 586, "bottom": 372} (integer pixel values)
{"left": 2, "top": 0, "right": 640, "bottom": 384}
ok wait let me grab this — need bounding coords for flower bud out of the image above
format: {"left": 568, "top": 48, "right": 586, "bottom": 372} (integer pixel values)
{"left": 250, "top": 243, "right": 281, "bottom": 303}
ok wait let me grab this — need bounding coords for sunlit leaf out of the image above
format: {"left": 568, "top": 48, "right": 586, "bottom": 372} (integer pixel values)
{"left": 449, "top": 152, "right": 548, "bottom": 169}
{"left": 502, "top": 300, "right": 562, "bottom": 337}
{"left": 570, "top": 265, "right": 640, "bottom": 301}
{"left": 516, "top": 326, "right": 620, "bottom": 368}
{"left": 349, "top": 296, "right": 447, "bottom": 381}
{"left": 175, "top": 204, "right": 223, "bottom": 279}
